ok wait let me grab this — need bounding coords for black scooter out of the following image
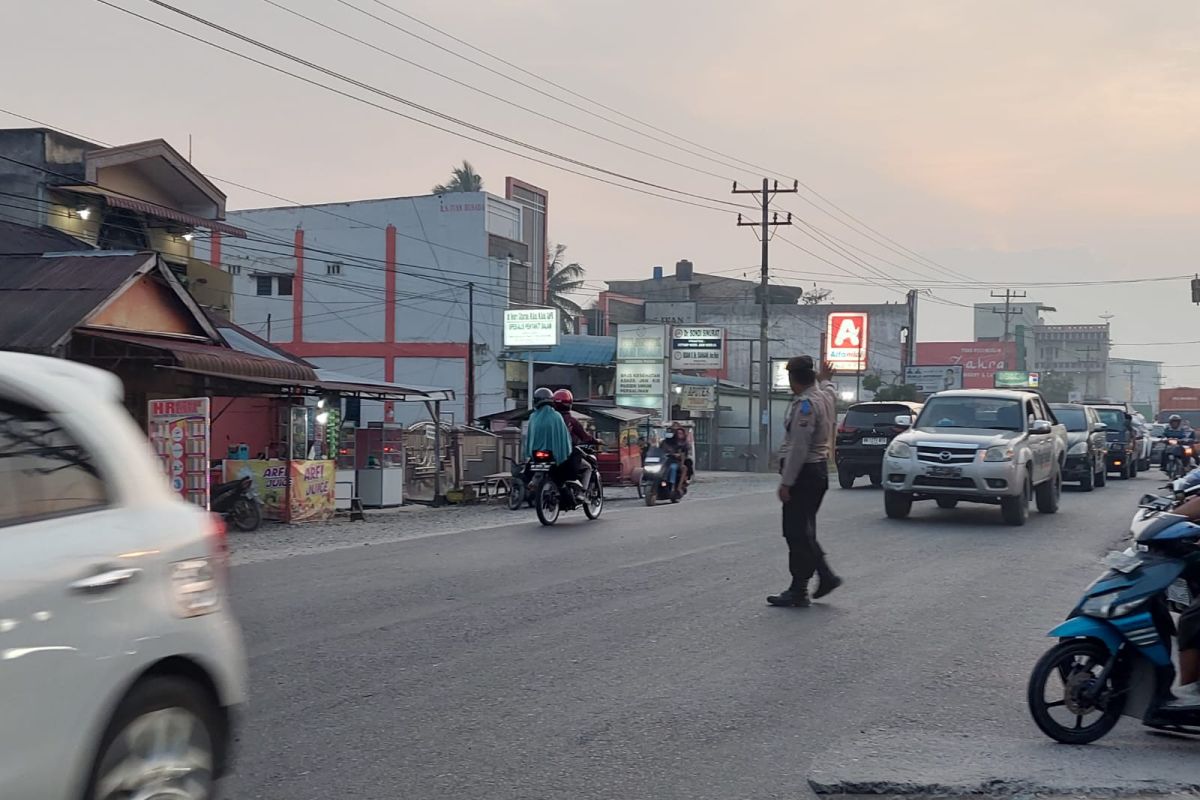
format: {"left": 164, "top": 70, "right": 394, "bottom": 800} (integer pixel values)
{"left": 1027, "top": 488, "right": 1200, "bottom": 743}
{"left": 529, "top": 445, "right": 603, "bottom": 526}
{"left": 212, "top": 476, "right": 262, "bottom": 532}
{"left": 642, "top": 446, "right": 685, "bottom": 506}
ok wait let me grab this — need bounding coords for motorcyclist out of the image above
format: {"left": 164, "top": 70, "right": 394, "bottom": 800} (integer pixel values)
{"left": 672, "top": 426, "right": 695, "bottom": 490}
{"left": 524, "top": 387, "right": 572, "bottom": 471}
{"left": 552, "top": 389, "right": 600, "bottom": 490}
{"left": 659, "top": 430, "right": 686, "bottom": 493}
{"left": 1160, "top": 472, "right": 1200, "bottom": 707}
{"left": 1161, "top": 414, "right": 1195, "bottom": 472}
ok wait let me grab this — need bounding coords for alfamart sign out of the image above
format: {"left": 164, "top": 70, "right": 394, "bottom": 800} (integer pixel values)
{"left": 826, "top": 312, "right": 869, "bottom": 372}
{"left": 503, "top": 308, "right": 559, "bottom": 348}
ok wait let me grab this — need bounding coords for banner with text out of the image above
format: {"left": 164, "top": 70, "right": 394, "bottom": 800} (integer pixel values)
{"left": 671, "top": 326, "right": 724, "bottom": 370}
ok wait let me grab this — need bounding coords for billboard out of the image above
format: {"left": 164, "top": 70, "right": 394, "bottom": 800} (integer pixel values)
{"left": 616, "top": 323, "right": 666, "bottom": 361}
{"left": 904, "top": 365, "right": 964, "bottom": 394}
{"left": 995, "top": 371, "right": 1040, "bottom": 389}
{"left": 826, "top": 312, "right": 868, "bottom": 372}
{"left": 915, "top": 342, "right": 1017, "bottom": 389}
{"left": 503, "top": 308, "right": 559, "bottom": 348}
{"left": 671, "top": 326, "right": 724, "bottom": 370}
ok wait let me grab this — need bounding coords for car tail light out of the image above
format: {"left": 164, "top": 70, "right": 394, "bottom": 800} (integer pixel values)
{"left": 209, "top": 514, "right": 228, "bottom": 568}
{"left": 838, "top": 424, "right": 856, "bottom": 434}
{"left": 170, "top": 557, "right": 220, "bottom": 617}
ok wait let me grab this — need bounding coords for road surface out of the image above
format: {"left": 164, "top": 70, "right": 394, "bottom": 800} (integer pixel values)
{"left": 224, "top": 473, "right": 1200, "bottom": 799}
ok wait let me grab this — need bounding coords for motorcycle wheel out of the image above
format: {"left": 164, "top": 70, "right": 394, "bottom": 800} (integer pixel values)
{"left": 644, "top": 483, "right": 657, "bottom": 507}
{"left": 1027, "top": 639, "right": 1126, "bottom": 745}
{"left": 231, "top": 498, "right": 261, "bottom": 532}
{"left": 535, "top": 480, "right": 560, "bottom": 526}
{"left": 582, "top": 476, "right": 604, "bottom": 520}
{"left": 507, "top": 480, "right": 525, "bottom": 511}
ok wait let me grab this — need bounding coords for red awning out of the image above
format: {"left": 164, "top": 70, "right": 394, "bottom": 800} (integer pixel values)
{"left": 80, "top": 329, "right": 315, "bottom": 383}
{"left": 56, "top": 185, "right": 247, "bottom": 238}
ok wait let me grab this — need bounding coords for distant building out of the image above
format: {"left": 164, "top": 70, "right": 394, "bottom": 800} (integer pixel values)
{"left": 1107, "top": 358, "right": 1163, "bottom": 417}
{"left": 1033, "top": 324, "right": 1111, "bottom": 399}
{"left": 973, "top": 300, "right": 1056, "bottom": 369}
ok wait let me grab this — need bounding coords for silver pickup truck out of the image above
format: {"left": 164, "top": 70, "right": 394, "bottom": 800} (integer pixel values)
{"left": 881, "top": 389, "right": 1069, "bottom": 526}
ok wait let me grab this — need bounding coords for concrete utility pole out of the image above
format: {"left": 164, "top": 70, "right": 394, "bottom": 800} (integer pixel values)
{"left": 466, "top": 282, "right": 475, "bottom": 426}
{"left": 990, "top": 289, "right": 1027, "bottom": 342}
{"left": 1125, "top": 362, "right": 1138, "bottom": 407}
{"left": 1076, "top": 343, "right": 1101, "bottom": 399}
{"left": 734, "top": 178, "right": 799, "bottom": 469}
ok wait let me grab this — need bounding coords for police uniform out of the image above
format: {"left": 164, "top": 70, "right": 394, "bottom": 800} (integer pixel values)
{"left": 771, "top": 376, "right": 840, "bottom": 605}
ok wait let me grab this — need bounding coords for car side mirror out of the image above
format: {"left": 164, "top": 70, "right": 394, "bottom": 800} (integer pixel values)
{"left": 894, "top": 415, "right": 913, "bottom": 428}
{"left": 1030, "top": 420, "right": 1053, "bottom": 435}
{"left": 1094, "top": 423, "right": 1107, "bottom": 432}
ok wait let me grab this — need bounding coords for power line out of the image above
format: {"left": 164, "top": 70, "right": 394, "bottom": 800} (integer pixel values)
{"left": 97, "top": 0, "right": 752, "bottom": 216}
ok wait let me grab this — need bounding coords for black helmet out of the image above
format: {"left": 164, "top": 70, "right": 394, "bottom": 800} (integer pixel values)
{"left": 533, "top": 387, "right": 554, "bottom": 408}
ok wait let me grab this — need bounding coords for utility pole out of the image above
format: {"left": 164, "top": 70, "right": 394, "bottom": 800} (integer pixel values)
{"left": 905, "top": 289, "right": 919, "bottom": 371}
{"left": 734, "top": 178, "right": 799, "bottom": 469}
{"left": 1076, "top": 343, "right": 1101, "bottom": 399}
{"left": 990, "top": 289, "right": 1027, "bottom": 342}
{"left": 466, "top": 282, "right": 475, "bottom": 426}
{"left": 1125, "top": 362, "right": 1138, "bottom": 407}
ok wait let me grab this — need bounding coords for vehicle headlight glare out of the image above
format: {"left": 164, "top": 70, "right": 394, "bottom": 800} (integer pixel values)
{"left": 888, "top": 441, "right": 912, "bottom": 459}
{"left": 1082, "top": 591, "right": 1148, "bottom": 619}
{"left": 983, "top": 445, "right": 1015, "bottom": 462}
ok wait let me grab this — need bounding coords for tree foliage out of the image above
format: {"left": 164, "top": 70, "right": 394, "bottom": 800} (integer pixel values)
{"left": 1039, "top": 372, "right": 1076, "bottom": 404}
{"left": 432, "top": 160, "right": 483, "bottom": 193}
{"left": 547, "top": 243, "right": 585, "bottom": 333}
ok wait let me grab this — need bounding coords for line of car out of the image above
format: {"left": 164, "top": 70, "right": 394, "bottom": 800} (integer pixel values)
{"left": 836, "top": 392, "right": 1160, "bottom": 527}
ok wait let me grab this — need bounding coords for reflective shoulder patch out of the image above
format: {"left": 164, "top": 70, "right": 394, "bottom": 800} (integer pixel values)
{"left": 799, "top": 399, "right": 813, "bottom": 414}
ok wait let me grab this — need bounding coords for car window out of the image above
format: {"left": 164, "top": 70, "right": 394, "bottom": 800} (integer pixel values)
{"left": 917, "top": 396, "right": 1023, "bottom": 431}
{"left": 0, "top": 398, "right": 107, "bottom": 527}
{"left": 1094, "top": 408, "right": 1126, "bottom": 431}
{"left": 843, "top": 405, "right": 912, "bottom": 429}
{"left": 1054, "top": 408, "right": 1088, "bottom": 432}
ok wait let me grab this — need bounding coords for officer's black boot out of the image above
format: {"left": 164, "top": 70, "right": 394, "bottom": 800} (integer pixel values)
{"left": 767, "top": 588, "right": 811, "bottom": 607}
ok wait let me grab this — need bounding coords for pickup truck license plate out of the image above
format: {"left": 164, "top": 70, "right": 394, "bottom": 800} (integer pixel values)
{"left": 862, "top": 437, "right": 888, "bottom": 446}
{"left": 928, "top": 466, "right": 962, "bottom": 478}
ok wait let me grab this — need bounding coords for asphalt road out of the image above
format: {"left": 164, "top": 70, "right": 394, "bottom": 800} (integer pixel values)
{"left": 224, "top": 473, "right": 1200, "bottom": 799}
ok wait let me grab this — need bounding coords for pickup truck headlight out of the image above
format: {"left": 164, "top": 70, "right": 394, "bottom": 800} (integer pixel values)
{"left": 983, "top": 445, "right": 1015, "bottom": 462}
{"left": 887, "top": 441, "right": 912, "bottom": 458}
{"left": 1068, "top": 441, "right": 1089, "bottom": 456}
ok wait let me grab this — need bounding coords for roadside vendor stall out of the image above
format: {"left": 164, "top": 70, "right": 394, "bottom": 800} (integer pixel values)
{"left": 577, "top": 404, "right": 653, "bottom": 489}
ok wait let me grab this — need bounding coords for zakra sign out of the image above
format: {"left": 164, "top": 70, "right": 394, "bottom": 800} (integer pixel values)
{"left": 503, "top": 308, "right": 559, "bottom": 348}
{"left": 671, "top": 326, "right": 725, "bottom": 370}
{"left": 826, "top": 312, "right": 869, "bottom": 372}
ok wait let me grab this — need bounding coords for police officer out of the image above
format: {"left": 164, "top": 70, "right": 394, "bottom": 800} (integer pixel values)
{"left": 768, "top": 356, "right": 843, "bottom": 608}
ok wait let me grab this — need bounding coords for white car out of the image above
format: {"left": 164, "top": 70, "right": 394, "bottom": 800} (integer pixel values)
{"left": 0, "top": 353, "right": 246, "bottom": 799}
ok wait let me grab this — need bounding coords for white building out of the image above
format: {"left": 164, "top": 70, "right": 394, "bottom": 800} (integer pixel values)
{"left": 1107, "top": 358, "right": 1163, "bottom": 416}
{"left": 197, "top": 191, "right": 533, "bottom": 425}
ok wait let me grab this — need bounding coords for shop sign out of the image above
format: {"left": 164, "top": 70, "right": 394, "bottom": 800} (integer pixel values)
{"left": 994, "top": 371, "right": 1041, "bottom": 389}
{"left": 904, "top": 365, "right": 964, "bottom": 393}
{"left": 616, "top": 324, "right": 666, "bottom": 361}
{"left": 671, "top": 326, "right": 724, "bottom": 370}
{"left": 148, "top": 397, "right": 210, "bottom": 509}
{"left": 616, "top": 362, "right": 665, "bottom": 396}
{"left": 826, "top": 312, "right": 869, "bottom": 372}
{"left": 678, "top": 384, "right": 716, "bottom": 412}
{"left": 503, "top": 308, "right": 560, "bottom": 348}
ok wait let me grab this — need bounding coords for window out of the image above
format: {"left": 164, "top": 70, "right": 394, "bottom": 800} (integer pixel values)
{"left": 256, "top": 275, "right": 273, "bottom": 296}
{"left": 277, "top": 276, "right": 294, "bottom": 296}
{"left": 1055, "top": 407, "right": 1087, "bottom": 432}
{"left": 326, "top": 261, "right": 342, "bottom": 276}
{"left": 228, "top": 263, "right": 242, "bottom": 276}
{"left": 0, "top": 399, "right": 107, "bottom": 527}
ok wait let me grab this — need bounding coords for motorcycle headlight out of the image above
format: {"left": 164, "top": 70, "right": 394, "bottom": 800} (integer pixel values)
{"left": 1068, "top": 441, "right": 1088, "bottom": 456}
{"left": 644, "top": 464, "right": 662, "bottom": 474}
{"left": 983, "top": 445, "right": 1015, "bottom": 462}
{"left": 887, "top": 441, "right": 912, "bottom": 459}
{"left": 1081, "top": 591, "right": 1149, "bottom": 619}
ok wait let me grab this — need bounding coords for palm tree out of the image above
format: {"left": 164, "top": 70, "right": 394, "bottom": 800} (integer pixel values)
{"left": 432, "top": 160, "right": 483, "bottom": 193}
{"left": 546, "top": 243, "right": 585, "bottom": 333}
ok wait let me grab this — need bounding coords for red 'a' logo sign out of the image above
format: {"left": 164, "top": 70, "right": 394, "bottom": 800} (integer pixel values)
{"left": 825, "top": 312, "right": 869, "bottom": 370}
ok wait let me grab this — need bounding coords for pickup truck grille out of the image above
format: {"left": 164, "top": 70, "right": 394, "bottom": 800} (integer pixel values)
{"left": 915, "top": 445, "right": 978, "bottom": 465}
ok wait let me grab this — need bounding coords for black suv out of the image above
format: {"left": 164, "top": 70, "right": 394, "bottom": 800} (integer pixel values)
{"left": 835, "top": 401, "right": 923, "bottom": 489}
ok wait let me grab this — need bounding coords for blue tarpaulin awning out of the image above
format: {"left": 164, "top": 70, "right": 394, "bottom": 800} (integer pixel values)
{"left": 502, "top": 335, "right": 616, "bottom": 366}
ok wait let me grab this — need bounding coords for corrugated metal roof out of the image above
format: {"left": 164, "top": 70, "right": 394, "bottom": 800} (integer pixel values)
{"left": 502, "top": 335, "right": 616, "bottom": 366}
{"left": 0, "top": 252, "right": 152, "bottom": 351}
{"left": 0, "top": 220, "right": 94, "bottom": 255}
{"left": 81, "top": 330, "right": 316, "bottom": 382}
{"left": 58, "top": 185, "right": 247, "bottom": 237}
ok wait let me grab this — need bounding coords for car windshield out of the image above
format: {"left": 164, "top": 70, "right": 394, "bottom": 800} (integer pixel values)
{"left": 917, "top": 397, "right": 1023, "bottom": 431}
{"left": 843, "top": 405, "right": 911, "bottom": 429}
{"left": 1152, "top": 424, "right": 1166, "bottom": 437}
{"left": 1054, "top": 408, "right": 1088, "bottom": 432}
{"left": 1095, "top": 409, "right": 1126, "bottom": 430}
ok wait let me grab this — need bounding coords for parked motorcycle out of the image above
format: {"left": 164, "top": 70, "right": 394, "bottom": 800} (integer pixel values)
{"left": 1026, "top": 489, "right": 1200, "bottom": 743}
{"left": 529, "top": 445, "right": 603, "bottom": 526}
{"left": 1163, "top": 438, "right": 1194, "bottom": 480}
{"left": 642, "top": 446, "right": 685, "bottom": 506}
{"left": 211, "top": 476, "right": 262, "bottom": 532}
{"left": 506, "top": 456, "right": 533, "bottom": 511}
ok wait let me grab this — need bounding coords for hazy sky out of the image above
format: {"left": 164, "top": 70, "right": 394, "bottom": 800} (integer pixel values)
{"left": 7, "top": 1, "right": 1200, "bottom": 382}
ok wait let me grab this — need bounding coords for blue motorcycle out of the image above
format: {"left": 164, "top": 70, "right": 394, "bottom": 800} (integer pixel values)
{"left": 1027, "top": 491, "right": 1200, "bottom": 743}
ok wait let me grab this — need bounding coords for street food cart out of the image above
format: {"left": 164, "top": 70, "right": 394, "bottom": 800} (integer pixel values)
{"left": 580, "top": 405, "right": 653, "bottom": 491}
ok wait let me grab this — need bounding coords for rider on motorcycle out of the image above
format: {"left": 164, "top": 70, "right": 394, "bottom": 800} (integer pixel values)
{"left": 553, "top": 389, "right": 600, "bottom": 490}
{"left": 1157, "top": 472, "right": 1200, "bottom": 707}
{"left": 1161, "top": 414, "right": 1195, "bottom": 472}
{"left": 659, "top": 430, "right": 686, "bottom": 493}
{"left": 524, "top": 387, "right": 572, "bottom": 468}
